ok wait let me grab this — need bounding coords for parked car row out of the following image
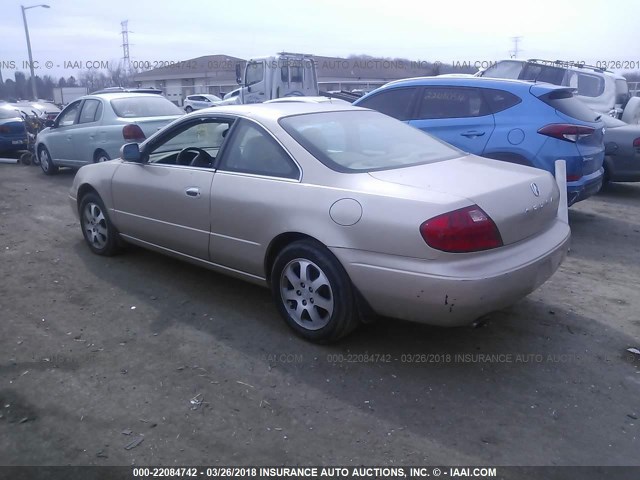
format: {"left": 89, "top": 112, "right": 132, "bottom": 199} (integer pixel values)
{"left": 28, "top": 71, "right": 638, "bottom": 343}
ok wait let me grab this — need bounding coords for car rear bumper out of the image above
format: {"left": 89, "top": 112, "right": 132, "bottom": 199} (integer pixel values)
{"left": 567, "top": 168, "right": 603, "bottom": 205}
{"left": 331, "top": 218, "right": 570, "bottom": 327}
{"left": 0, "top": 138, "right": 28, "bottom": 152}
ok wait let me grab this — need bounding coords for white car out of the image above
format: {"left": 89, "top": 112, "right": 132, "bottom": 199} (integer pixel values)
{"left": 479, "top": 59, "right": 634, "bottom": 117}
{"left": 183, "top": 94, "right": 222, "bottom": 112}
{"left": 36, "top": 92, "right": 184, "bottom": 174}
{"left": 216, "top": 89, "right": 240, "bottom": 106}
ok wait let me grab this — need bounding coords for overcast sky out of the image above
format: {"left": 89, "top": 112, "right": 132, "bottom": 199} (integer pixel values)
{"left": 1, "top": 0, "right": 638, "bottom": 79}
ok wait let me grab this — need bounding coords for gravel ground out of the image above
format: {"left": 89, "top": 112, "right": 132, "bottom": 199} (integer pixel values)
{"left": 0, "top": 164, "right": 639, "bottom": 469}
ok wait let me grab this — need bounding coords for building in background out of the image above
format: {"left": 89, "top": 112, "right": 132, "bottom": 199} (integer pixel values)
{"left": 133, "top": 54, "right": 451, "bottom": 106}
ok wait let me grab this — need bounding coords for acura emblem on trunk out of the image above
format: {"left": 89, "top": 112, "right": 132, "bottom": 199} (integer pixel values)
{"left": 530, "top": 183, "right": 540, "bottom": 197}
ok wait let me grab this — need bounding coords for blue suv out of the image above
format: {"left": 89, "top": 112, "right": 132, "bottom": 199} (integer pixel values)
{"left": 354, "top": 77, "right": 605, "bottom": 205}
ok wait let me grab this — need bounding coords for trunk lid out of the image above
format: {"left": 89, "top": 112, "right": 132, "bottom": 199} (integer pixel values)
{"left": 120, "top": 115, "right": 181, "bottom": 139}
{"left": 369, "top": 155, "right": 560, "bottom": 245}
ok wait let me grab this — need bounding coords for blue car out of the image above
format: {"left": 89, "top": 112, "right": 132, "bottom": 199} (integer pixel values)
{"left": 354, "top": 77, "right": 605, "bottom": 205}
{"left": 0, "top": 106, "right": 28, "bottom": 155}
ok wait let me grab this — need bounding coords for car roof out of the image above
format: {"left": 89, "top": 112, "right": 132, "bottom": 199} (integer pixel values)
{"left": 379, "top": 75, "right": 567, "bottom": 93}
{"left": 191, "top": 102, "right": 365, "bottom": 122}
{"left": 80, "top": 92, "right": 170, "bottom": 101}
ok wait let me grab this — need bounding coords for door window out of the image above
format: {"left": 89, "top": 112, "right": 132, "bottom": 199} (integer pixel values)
{"left": 56, "top": 101, "right": 81, "bottom": 127}
{"left": 246, "top": 62, "right": 264, "bottom": 86}
{"left": 218, "top": 120, "right": 299, "bottom": 179}
{"left": 417, "top": 87, "right": 490, "bottom": 119}
{"left": 146, "top": 119, "right": 234, "bottom": 168}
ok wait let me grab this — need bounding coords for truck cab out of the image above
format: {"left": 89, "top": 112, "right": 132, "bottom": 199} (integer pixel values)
{"left": 235, "top": 53, "right": 318, "bottom": 104}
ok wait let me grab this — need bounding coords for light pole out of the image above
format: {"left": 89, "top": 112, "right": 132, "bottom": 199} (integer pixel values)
{"left": 21, "top": 4, "right": 50, "bottom": 100}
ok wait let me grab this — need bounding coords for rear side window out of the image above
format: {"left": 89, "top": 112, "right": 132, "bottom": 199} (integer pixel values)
{"left": 483, "top": 89, "right": 522, "bottom": 113}
{"left": 539, "top": 90, "right": 599, "bottom": 122}
{"left": 356, "top": 88, "right": 417, "bottom": 121}
{"left": 79, "top": 99, "right": 101, "bottom": 124}
{"left": 566, "top": 72, "right": 605, "bottom": 98}
{"left": 219, "top": 120, "right": 299, "bottom": 179}
{"left": 418, "top": 87, "right": 490, "bottom": 119}
{"left": 110, "top": 96, "right": 183, "bottom": 118}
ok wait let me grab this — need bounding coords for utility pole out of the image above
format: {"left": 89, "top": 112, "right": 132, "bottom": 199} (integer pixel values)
{"left": 121, "top": 20, "right": 131, "bottom": 85}
{"left": 21, "top": 4, "right": 50, "bottom": 99}
{"left": 510, "top": 36, "right": 522, "bottom": 59}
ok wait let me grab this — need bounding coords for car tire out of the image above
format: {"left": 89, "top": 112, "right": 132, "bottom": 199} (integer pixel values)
{"left": 270, "top": 240, "right": 359, "bottom": 343}
{"left": 39, "top": 146, "right": 58, "bottom": 175}
{"left": 78, "top": 192, "right": 120, "bottom": 256}
{"left": 94, "top": 150, "right": 110, "bottom": 163}
{"left": 185, "top": 106, "right": 193, "bottom": 113}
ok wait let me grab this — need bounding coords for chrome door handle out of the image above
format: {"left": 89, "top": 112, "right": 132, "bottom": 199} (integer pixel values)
{"left": 185, "top": 187, "right": 201, "bottom": 197}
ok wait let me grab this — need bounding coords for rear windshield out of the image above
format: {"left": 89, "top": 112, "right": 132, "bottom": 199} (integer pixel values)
{"left": 110, "top": 96, "right": 183, "bottom": 118}
{"left": 480, "top": 60, "right": 524, "bottom": 79}
{"left": 539, "top": 90, "right": 600, "bottom": 122}
{"left": 279, "top": 110, "right": 461, "bottom": 173}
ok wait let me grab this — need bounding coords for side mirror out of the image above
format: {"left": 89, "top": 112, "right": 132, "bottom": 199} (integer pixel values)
{"left": 235, "top": 63, "right": 242, "bottom": 84}
{"left": 121, "top": 143, "right": 143, "bottom": 163}
{"left": 44, "top": 119, "right": 55, "bottom": 128}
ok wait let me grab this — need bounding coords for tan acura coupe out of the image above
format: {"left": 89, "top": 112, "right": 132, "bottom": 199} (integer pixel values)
{"left": 69, "top": 103, "right": 570, "bottom": 342}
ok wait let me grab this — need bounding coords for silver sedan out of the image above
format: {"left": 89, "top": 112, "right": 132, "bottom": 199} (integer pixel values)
{"left": 69, "top": 103, "right": 570, "bottom": 342}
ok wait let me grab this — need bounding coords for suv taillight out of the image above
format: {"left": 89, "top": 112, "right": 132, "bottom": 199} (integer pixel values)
{"left": 538, "top": 124, "right": 595, "bottom": 143}
{"left": 123, "top": 124, "right": 146, "bottom": 141}
{"left": 634, "top": 138, "right": 640, "bottom": 148}
{"left": 420, "top": 205, "right": 503, "bottom": 253}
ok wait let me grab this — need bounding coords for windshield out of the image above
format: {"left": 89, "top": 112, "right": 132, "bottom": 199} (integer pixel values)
{"left": 279, "top": 110, "right": 461, "bottom": 172}
{"left": 110, "top": 96, "right": 183, "bottom": 118}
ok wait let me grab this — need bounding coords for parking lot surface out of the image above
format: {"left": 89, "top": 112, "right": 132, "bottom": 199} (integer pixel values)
{"left": 0, "top": 164, "right": 639, "bottom": 467}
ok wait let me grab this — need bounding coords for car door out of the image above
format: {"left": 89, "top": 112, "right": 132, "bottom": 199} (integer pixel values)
{"left": 111, "top": 117, "right": 234, "bottom": 259}
{"left": 45, "top": 100, "right": 82, "bottom": 163}
{"left": 209, "top": 119, "right": 301, "bottom": 276}
{"left": 71, "top": 99, "right": 103, "bottom": 164}
{"left": 408, "top": 86, "right": 495, "bottom": 154}
{"left": 242, "top": 61, "right": 266, "bottom": 104}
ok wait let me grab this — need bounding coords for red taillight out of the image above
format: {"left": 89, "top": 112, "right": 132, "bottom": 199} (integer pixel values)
{"left": 566, "top": 174, "right": 583, "bottom": 182}
{"left": 538, "top": 124, "right": 595, "bottom": 143}
{"left": 122, "top": 124, "right": 146, "bottom": 141}
{"left": 0, "top": 126, "right": 10, "bottom": 133}
{"left": 420, "top": 205, "right": 503, "bottom": 253}
{"left": 634, "top": 138, "right": 640, "bottom": 148}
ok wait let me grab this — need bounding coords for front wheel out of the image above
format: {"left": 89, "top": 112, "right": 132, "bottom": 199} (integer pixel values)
{"left": 184, "top": 106, "right": 193, "bottom": 113}
{"left": 94, "top": 150, "right": 110, "bottom": 163}
{"left": 39, "top": 146, "right": 58, "bottom": 175}
{"left": 79, "top": 193, "right": 120, "bottom": 256}
{"left": 271, "top": 240, "right": 359, "bottom": 343}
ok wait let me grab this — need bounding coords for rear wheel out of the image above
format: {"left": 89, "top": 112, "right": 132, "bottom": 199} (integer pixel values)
{"left": 79, "top": 192, "right": 120, "bottom": 256}
{"left": 271, "top": 240, "right": 359, "bottom": 343}
{"left": 39, "top": 146, "right": 58, "bottom": 175}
